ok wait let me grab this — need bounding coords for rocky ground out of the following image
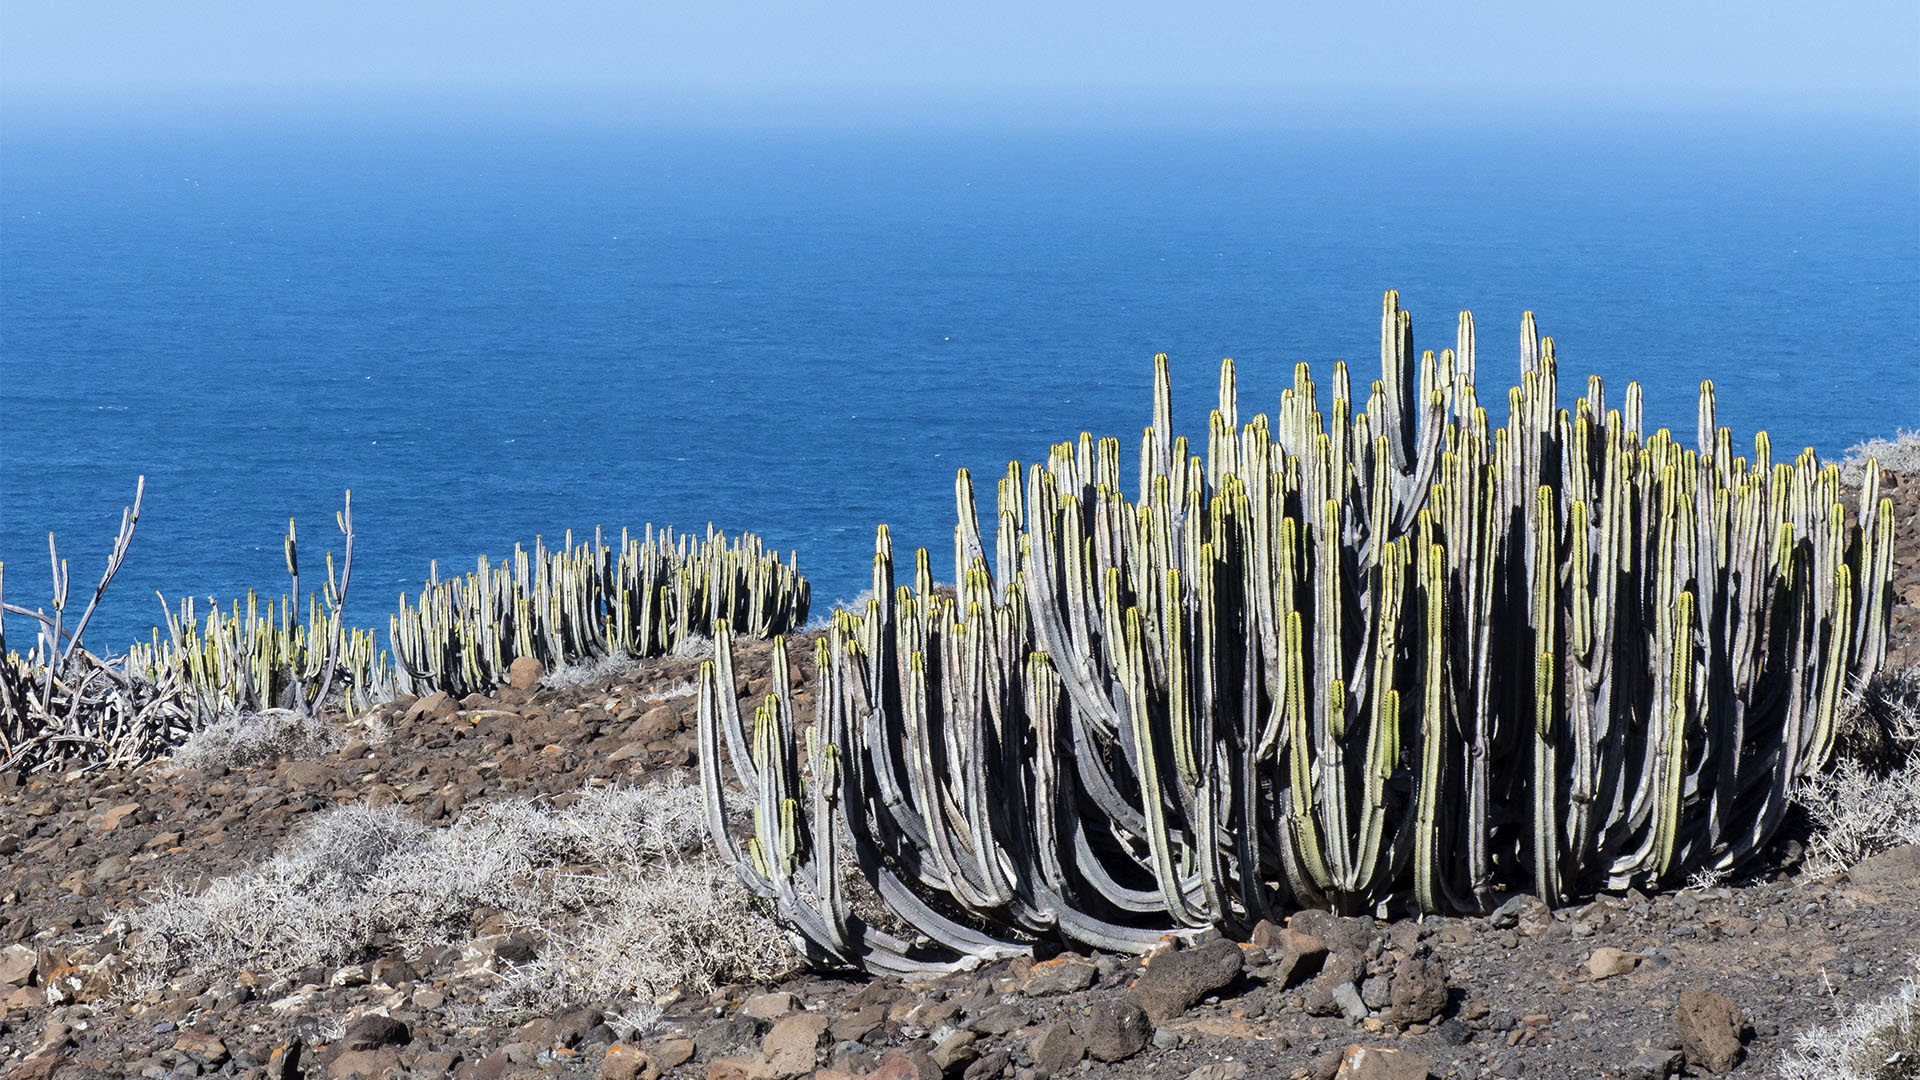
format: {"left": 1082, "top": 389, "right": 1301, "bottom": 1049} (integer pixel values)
{"left": 2, "top": 470, "right": 1916, "bottom": 1080}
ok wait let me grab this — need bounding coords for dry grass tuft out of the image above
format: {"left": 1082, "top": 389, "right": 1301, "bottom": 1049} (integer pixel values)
{"left": 127, "top": 780, "right": 797, "bottom": 1009}
{"left": 1780, "top": 959, "right": 1920, "bottom": 1080}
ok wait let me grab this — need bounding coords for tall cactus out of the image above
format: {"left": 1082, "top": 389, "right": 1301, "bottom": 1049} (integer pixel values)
{"left": 700, "top": 291, "right": 1897, "bottom": 970}
{"left": 393, "top": 524, "right": 809, "bottom": 696}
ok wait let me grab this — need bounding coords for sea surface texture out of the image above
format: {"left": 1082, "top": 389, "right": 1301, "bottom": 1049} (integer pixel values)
{"left": 4, "top": 121, "right": 1917, "bottom": 651}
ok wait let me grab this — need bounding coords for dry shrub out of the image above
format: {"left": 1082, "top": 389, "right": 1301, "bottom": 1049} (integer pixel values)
{"left": 1780, "top": 959, "right": 1920, "bottom": 1080}
{"left": 167, "top": 709, "right": 345, "bottom": 771}
{"left": 487, "top": 862, "right": 798, "bottom": 1012}
{"left": 1841, "top": 430, "right": 1920, "bottom": 485}
{"left": 1798, "top": 668, "right": 1920, "bottom": 878}
{"left": 539, "top": 655, "right": 645, "bottom": 691}
{"left": 128, "top": 780, "right": 798, "bottom": 1008}
{"left": 1796, "top": 757, "right": 1920, "bottom": 878}
{"left": 1835, "top": 667, "right": 1920, "bottom": 774}
{"left": 669, "top": 635, "right": 714, "bottom": 660}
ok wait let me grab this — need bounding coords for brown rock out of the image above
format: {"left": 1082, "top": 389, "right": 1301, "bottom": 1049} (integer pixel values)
{"left": 830, "top": 1004, "right": 886, "bottom": 1043}
{"left": 866, "top": 1050, "right": 941, "bottom": 1080}
{"left": 631, "top": 706, "right": 682, "bottom": 741}
{"left": 652, "top": 1040, "right": 695, "bottom": 1070}
{"left": 0, "top": 945, "right": 35, "bottom": 987}
{"left": 512, "top": 1018, "right": 561, "bottom": 1049}
{"left": 1675, "top": 990, "right": 1744, "bottom": 1073}
{"left": 930, "top": 1031, "right": 978, "bottom": 1073}
{"left": 1080, "top": 999, "right": 1151, "bottom": 1063}
{"left": 88, "top": 853, "right": 129, "bottom": 884}
{"left": 409, "top": 1051, "right": 461, "bottom": 1076}
{"left": 1333, "top": 1045, "right": 1434, "bottom": 1080}
{"left": 4, "top": 1055, "right": 70, "bottom": 1080}
{"left": 1128, "top": 938, "right": 1245, "bottom": 1023}
{"left": 407, "top": 693, "right": 458, "bottom": 723}
{"left": 1848, "top": 844, "right": 1920, "bottom": 886}
{"left": 1027, "top": 1024, "right": 1086, "bottom": 1073}
{"left": 961, "top": 1049, "right": 1011, "bottom": 1080}
{"left": 267, "top": 1038, "right": 306, "bottom": 1080}
{"left": 1302, "top": 951, "right": 1367, "bottom": 1017}
{"left": 702, "top": 1059, "right": 754, "bottom": 1080}
{"left": 1270, "top": 928, "right": 1331, "bottom": 986}
{"left": 759, "top": 1012, "right": 830, "bottom": 1078}
{"left": 370, "top": 957, "right": 418, "bottom": 987}
{"left": 174, "top": 1033, "right": 230, "bottom": 1067}
{"left": 95, "top": 802, "right": 141, "bottom": 830}
{"left": 1021, "top": 954, "right": 1098, "bottom": 996}
{"left": 599, "top": 1046, "right": 659, "bottom": 1080}
{"left": 508, "top": 657, "right": 545, "bottom": 690}
{"left": 1587, "top": 947, "right": 1642, "bottom": 980}
{"left": 1387, "top": 957, "right": 1448, "bottom": 1027}
{"left": 328, "top": 1048, "right": 403, "bottom": 1079}
{"left": 742, "top": 991, "right": 796, "bottom": 1020}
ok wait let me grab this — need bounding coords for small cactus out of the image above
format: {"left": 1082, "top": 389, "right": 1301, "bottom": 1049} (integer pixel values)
{"left": 390, "top": 524, "right": 808, "bottom": 696}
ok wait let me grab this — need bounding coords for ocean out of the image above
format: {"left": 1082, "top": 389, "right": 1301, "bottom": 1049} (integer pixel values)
{"left": 3, "top": 115, "right": 1917, "bottom": 652}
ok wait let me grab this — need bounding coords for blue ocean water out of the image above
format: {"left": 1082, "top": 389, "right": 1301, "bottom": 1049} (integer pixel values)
{"left": 3, "top": 118, "right": 1917, "bottom": 652}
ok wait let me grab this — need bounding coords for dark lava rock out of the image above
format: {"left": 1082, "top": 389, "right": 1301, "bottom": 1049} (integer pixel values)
{"left": 338, "top": 1014, "right": 411, "bottom": 1052}
{"left": 1126, "top": 938, "right": 1245, "bottom": 1023}
{"left": 1388, "top": 956, "right": 1449, "bottom": 1026}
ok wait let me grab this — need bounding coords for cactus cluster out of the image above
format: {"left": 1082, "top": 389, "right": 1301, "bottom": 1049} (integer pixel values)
{"left": 700, "top": 292, "right": 1896, "bottom": 973}
{"left": 391, "top": 525, "right": 809, "bottom": 696}
{"left": 130, "top": 494, "right": 391, "bottom": 721}
{"left": 3, "top": 490, "right": 811, "bottom": 770}
{"left": 130, "top": 595, "right": 391, "bottom": 722}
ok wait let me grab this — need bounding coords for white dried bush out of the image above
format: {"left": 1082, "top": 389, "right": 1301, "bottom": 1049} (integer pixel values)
{"left": 128, "top": 780, "right": 797, "bottom": 1005}
{"left": 1836, "top": 667, "right": 1920, "bottom": 768}
{"left": 643, "top": 680, "right": 698, "bottom": 702}
{"left": 1780, "top": 958, "right": 1920, "bottom": 1080}
{"left": 669, "top": 635, "right": 714, "bottom": 660}
{"left": 1798, "top": 668, "right": 1920, "bottom": 878}
{"left": 168, "top": 709, "right": 345, "bottom": 771}
{"left": 488, "top": 862, "right": 799, "bottom": 1011}
{"left": 540, "top": 655, "right": 645, "bottom": 691}
{"left": 1796, "top": 755, "right": 1920, "bottom": 878}
{"left": 1841, "top": 429, "right": 1920, "bottom": 485}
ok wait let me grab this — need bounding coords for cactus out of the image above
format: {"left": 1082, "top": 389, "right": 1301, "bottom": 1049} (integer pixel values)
{"left": 391, "top": 524, "right": 809, "bottom": 696}
{"left": 700, "top": 291, "right": 1897, "bottom": 970}
{"left": 128, "top": 492, "right": 389, "bottom": 722}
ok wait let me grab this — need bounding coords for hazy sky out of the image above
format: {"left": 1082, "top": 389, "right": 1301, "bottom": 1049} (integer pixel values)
{"left": 4, "top": 1, "right": 1917, "bottom": 122}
